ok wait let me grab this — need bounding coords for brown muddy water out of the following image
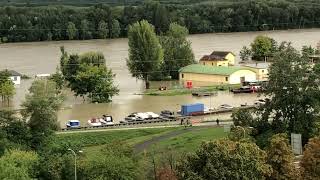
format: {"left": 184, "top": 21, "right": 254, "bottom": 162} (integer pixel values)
{"left": 0, "top": 29, "right": 319, "bottom": 127}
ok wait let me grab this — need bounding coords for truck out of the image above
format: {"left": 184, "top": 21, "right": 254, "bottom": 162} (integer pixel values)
{"left": 181, "top": 103, "right": 205, "bottom": 116}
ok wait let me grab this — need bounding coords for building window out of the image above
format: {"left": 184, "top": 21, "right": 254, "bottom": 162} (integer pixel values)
{"left": 181, "top": 74, "right": 184, "bottom": 78}
{"left": 225, "top": 77, "right": 228, "bottom": 81}
{"left": 261, "top": 70, "right": 265, "bottom": 73}
{"left": 13, "top": 76, "right": 17, "bottom": 81}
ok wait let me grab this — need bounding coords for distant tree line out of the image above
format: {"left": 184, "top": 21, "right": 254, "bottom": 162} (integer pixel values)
{"left": 1, "top": 0, "right": 320, "bottom": 42}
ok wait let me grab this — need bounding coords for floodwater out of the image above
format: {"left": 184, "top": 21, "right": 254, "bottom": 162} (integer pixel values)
{"left": 1, "top": 28, "right": 319, "bottom": 126}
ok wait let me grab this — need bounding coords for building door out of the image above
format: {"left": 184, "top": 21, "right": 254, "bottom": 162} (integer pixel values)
{"left": 240, "top": 76, "right": 245, "bottom": 83}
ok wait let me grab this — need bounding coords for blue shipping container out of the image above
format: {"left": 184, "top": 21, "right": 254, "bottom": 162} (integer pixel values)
{"left": 181, "top": 103, "right": 204, "bottom": 116}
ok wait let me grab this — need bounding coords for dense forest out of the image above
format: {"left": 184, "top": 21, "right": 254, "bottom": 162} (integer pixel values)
{"left": 1, "top": 0, "right": 320, "bottom": 42}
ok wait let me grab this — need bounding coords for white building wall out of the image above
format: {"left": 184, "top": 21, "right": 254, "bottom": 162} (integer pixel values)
{"left": 229, "top": 70, "right": 256, "bottom": 84}
{"left": 9, "top": 76, "right": 21, "bottom": 85}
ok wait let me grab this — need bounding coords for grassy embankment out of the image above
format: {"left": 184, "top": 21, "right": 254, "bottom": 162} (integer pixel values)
{"left": 56, "top": 126, "right": 227, "bottom": 155}
{"left": 143, "top": 84, "right": 241, "bottom": 96}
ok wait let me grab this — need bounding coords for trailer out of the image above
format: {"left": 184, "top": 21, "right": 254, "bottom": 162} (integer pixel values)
{"left": 181, "top": 103, "right": 205, "bottom": 116}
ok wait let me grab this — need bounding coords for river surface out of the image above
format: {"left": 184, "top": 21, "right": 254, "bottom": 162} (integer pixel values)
{"left": 1, "top": 28, "right": 319, "bottom": 126}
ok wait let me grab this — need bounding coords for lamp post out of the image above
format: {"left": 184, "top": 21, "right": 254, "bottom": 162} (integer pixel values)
{"left": 68, "top": 148, "right": 83, "bottom": 180}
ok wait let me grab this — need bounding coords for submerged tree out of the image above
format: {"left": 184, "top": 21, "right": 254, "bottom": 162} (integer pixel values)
{"left": 160, "top": 23, "right": 195, "bottom": 79}
{"left": 127, "top": 20, "right": 163, "bottom": 89}
{"left": 0, "top": 70, "right": 15, "bottom": 105}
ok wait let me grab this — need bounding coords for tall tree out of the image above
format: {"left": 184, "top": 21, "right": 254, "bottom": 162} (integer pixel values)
{"left": 160, "top": 23, "right": 195, "bottom": 79}
{"left": 66, "top": 22, "right": 77, "bottom": 40}
{"left": 0, "top": 70, "right": 15, "bottom": 105}
{"left": 301, "top": 136, "right": 320, "bottom": 179}
{"left": 267, "top": 134, "right": 299, "bottom": 180}
{"left": 98, "top": 21, "right": 108, "bottom": 39}
{"left": 260, "top": 43, "right": 320, "bottom": 144}
{"left": 127, "top": 20, "right": 163, "bottom": 89}
{"left": 177, "top": 139, "right": 272, "bottom": 179}
{"left": 79, "top": 19, "right": 91, "bottom": 40}
{"left": 110, "top": 19, "right": 120, "bottom": 38}
{"left": 240, "top": 46, "right": 252, "bottom": 61}
{"left": 22, "top": 79, "right": 63, "bottom": 150}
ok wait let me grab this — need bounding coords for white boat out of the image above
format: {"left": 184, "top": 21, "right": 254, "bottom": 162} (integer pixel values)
{"left": 88, "top": 115, "right": 114, "bottom": 127}
{"left": 125, "top": 112, "right": 160, "bottom": 122}
{"left": 88, "top": 118, "right": 102, "bottom": 127}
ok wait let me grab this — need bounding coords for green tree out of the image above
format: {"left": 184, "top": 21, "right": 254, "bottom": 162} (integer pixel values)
{"left": 251, "top": 35, "right": 273, "bottom": 61}
{"left": 0, "top": 150, "right": 38, "bottom": 179}
{"left": 78, "top": 143, "right": 138, "bottom": 180}
{"left": 49, "top": 67, "right": 64, "bottom": 93}
{"left": 231, "top": 108, "right": 254, "bottom": 127}
{"left": 127, "top": 20, "right": 163, "bottom": 89}
{"left": 301, "top": 136, "right": 320, "bottom": 179}
{"left": 160, "top": 23, "right": 195, "bottom": 79}
{"left": 110, "top": 19, "right": 120, "bottom": 38}
{"left": 177, "top": 139, "right": 272, "bottom": 179}
{"left": 80, "top": 19, "right": 92, "bottom": 40}
{"left": 260, "top": 43, "right": 320, "bottom": 144}
{"left": 267, "top": 134, "right": 299, "bottom": 180}
{"left": 66, "top": 22, "right": 77, "bottom": 40}
{"left": 240, "top": 46, "right": 252, "bottom": 61}
{"left": 301, "top": 45, "right": 317, "bottom": 57}
{"left": 73, "top": 65, "right": 119, "bottom": 103}
{"left": 0, "top": 70, "right": 15, "bottom": 104}
{"left": 98, "top": 21, "right": 108, "bottom": 39}
{"left": 22, "top": 79, "right": 63, "bottom": 150}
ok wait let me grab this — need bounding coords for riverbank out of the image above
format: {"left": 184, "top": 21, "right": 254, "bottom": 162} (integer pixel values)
{"left": 141, "top": 84, "right": 240, "bottom": 96}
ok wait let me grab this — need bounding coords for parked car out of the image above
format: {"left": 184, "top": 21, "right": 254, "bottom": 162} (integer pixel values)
{"left": 160, "top": 110, "right": 175, "bottom": 119}
{"left": 66, "top": 120, "right": 80, "bottom": 128}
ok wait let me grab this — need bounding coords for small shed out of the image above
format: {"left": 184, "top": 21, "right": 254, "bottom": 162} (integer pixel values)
{"left": 179, "top": 64, "right": 256, "bottom": 85}
{"left": 7, "top": 70, "right": 22, "bottom": 85}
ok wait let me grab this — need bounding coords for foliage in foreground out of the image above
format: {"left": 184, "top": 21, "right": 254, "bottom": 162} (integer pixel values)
{"left": 0, "top": 150, "right": 38, "bottom": 180}
{"left": 177, "top": 139, "right": 272, "bottom": 180}
{"left": 300, "top": 136, "right": 320, "bottom": 179}
{"left": 266, "top": 134, "right": 299, "bottom": 180}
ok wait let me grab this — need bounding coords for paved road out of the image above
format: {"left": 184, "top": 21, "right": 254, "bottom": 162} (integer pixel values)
{"left": 57, "top": 120, "right": 233, "bottom": 134}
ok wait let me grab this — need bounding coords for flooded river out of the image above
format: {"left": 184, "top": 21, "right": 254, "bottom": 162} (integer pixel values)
{"left": 1, "top": 28, "right": 319, "bottom": 126}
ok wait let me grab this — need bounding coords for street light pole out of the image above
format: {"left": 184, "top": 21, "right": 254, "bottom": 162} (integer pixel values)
{"left": 236, "top": 126, "right": 246, "bottom": 138}
{"left": 68, "top": 148, "right": 83, "bottom": 180}
{"left": 235, "top": 126, "right": 253, "bottom": 139}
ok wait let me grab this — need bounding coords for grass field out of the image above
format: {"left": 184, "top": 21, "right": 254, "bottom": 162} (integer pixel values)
{"left": 56, "top": 126, "right": 227, "bottom": 154}
{"left": 56, "top": 127, "right": 180, "bottom": 148}
{"left": 146, "top": 127, "right": 226, "bottom": 153}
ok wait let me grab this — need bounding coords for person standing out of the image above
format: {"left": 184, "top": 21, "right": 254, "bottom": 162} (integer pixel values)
{"left": 216, "top": 118, "right": 220, "bottom": 126}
